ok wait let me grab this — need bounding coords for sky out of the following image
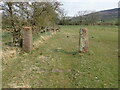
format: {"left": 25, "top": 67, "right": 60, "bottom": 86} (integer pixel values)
{"left": 59, "top": 0, "right": 120, "bottom": 16}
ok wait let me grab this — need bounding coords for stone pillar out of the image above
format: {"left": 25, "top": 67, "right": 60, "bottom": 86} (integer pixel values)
{"left": 79, "top": 28, "right": 89, "bottom": 53}
{"left": 23, "top": 27, "right": 32, "bottom": 52}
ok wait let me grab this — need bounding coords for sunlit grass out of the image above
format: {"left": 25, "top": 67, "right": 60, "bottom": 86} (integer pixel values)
{"left": 2, "top": 25, "right": 118, "bottom": 88}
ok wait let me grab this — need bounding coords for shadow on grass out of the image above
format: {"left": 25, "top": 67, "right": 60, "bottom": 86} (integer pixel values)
{"left": 5, "top": 42, "right": 14, "bottom": 46}
{"left": 4, "top": 42, "right": 21, "bottom": 47}
{"left": 51, "top": 48, "right": 79, "bottom": 55}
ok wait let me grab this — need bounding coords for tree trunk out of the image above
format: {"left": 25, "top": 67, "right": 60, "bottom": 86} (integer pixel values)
{"left": 7, "top": 2, "right": 21, "bottom": 46}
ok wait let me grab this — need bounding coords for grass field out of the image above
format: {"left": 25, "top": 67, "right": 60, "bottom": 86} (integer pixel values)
{"left": 2, "top": 25, "right": 118, "bottom": 88}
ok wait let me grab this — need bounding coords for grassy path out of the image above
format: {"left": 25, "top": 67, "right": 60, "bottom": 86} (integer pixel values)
{"left": 3, "top": 25, "right": 118, "bottom": 88}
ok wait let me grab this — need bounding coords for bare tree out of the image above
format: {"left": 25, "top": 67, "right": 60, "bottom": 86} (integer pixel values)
{"left": 75, "top": 10, "right": 90, "bottom": 25}
{"left": 74, "top": 10, "right": 100, "bottom": 25}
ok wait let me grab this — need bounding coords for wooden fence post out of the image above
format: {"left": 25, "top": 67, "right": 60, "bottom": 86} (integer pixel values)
{"left": 79, "top": 28, "right": 89, "bottom": 53}
{"left": 23, "top": 27, "right": 32, "bottom": 52}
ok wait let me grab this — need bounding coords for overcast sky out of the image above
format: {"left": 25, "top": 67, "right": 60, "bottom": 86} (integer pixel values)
{"left": 59, "top": 0, "right": 120, "bottom": 16}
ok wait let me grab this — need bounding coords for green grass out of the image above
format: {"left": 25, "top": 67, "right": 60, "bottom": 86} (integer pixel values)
{"left": 2, "top": 25, "right": 118, "bottom": 88}
{"left": 2, "top": 31, "right": 12, "bottom": 44}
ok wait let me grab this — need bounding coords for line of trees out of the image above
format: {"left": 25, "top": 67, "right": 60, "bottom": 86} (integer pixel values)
{"left": 2, "top": 2, "right": 118, "bottom": 46}
{"left": 58, "top": 10, "right": 100, "bottom": 25}
{"left": 1, "top": 1, "right": 62, "bottom": 46}
{"left": 58, "top": 10, "right": 118, "bottom": 26}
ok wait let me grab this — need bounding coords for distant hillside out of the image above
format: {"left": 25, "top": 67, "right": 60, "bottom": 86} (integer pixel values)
{"left": 58, "top": 8, "right": 119, "bottom": 25}
{"left": 98, "top": 8, "right": 119, "bottom": 22}
{"left": 72, "top": 8, "right": 119, "bottom": 23}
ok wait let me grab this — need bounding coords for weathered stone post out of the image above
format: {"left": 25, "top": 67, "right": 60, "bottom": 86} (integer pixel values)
{"left": 23, "top": 27, "right": 32, "bottom": 52}
{"left": 79, "top": 28, "right": 89, "bottom": 53}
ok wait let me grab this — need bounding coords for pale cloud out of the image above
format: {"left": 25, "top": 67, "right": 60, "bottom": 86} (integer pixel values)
{"left": 59, "top": 0, "right": 119, "bottom": 3}
{"left": 60, "top": 0, "right": 119, "bottom": 16}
